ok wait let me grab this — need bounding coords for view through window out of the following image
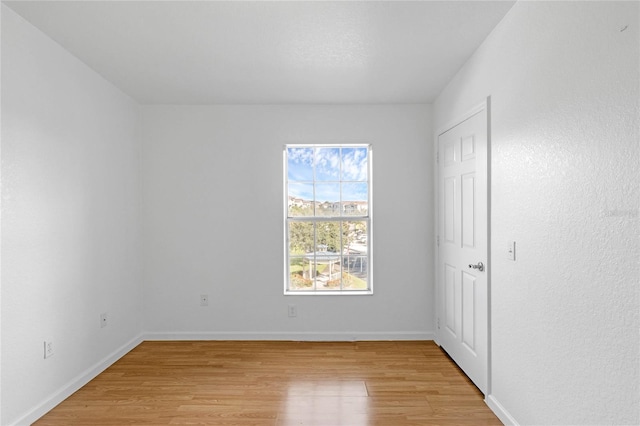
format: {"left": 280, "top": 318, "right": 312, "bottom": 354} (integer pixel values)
{"left": 284, "top": 145, "right": 372, "bottom": 294}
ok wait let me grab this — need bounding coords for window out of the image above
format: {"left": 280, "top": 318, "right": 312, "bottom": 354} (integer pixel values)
{"left": 284, "top": 145, "right": 372, "bottom": 294}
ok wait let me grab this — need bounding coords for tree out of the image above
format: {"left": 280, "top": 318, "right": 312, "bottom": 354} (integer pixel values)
{"left": 342, "top": 221, "right": 367, "bottom": 254}
{"left": 289, "top": 221, "right": 314, "bottom": 253}
{"left": 316, "top": 222, "right": 341, "bottom": 252}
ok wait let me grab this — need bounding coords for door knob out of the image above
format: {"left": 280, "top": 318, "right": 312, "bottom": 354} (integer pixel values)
{"left": 468, "top": 262, "right": 484, "bottom": 272}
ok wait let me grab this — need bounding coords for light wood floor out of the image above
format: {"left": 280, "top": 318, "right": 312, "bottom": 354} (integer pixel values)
{"left": 34, "top": 341, "right": 502, "bottom": 425}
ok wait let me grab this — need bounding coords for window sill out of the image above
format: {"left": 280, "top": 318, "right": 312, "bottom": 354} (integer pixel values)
{"left": 284, "top": 290, "right": 373, "bottom": 296}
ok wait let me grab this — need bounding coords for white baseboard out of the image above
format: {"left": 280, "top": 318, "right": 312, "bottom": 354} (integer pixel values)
{"left": 144, "top": 331, "right": 435, "bottom": 341}
{"left": 11, "top": 334, "right": 144, "bottom": 426}
{"left": 486, "top": 394, "right": 519, "bottom": 426}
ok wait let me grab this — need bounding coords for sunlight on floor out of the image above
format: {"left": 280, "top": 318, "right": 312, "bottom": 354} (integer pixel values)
{"left": 281, "top": 381, "right": 370, "bottom": 425}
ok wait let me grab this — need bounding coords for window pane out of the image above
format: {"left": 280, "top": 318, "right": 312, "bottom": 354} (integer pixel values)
{"left": 288, "top": 183, "right": 314, "bottom": 217}
{"left": 287, "top": 147, "right": 314, "bottom": 181}
{"left": 315, "top": 183, "right": 340, "bottom": 217}
{"left": 344, "top": 256, "right": 368, "bottom": 289}
{"left": 343, "top": 221, "right": 368, "bottom": 256}
{"left": 288, "top": 221, "right": 314, "bottom": 255}
{"left": 289, "top": 256, "right": 314, "bottom": 291}
{"left": 342, "top": 182, "right": 368, "bottom": 216}
{"left": 314, "top": 257, "right": 342, "bottom": 290}
{"left": 315, "top": 147, "right": 340, "bottom": 181}
{"left": 341, "top": 147, "right": 368, "bottom": 181}
{"left": 315, "top": 221, "right": 342, "bottom": 253}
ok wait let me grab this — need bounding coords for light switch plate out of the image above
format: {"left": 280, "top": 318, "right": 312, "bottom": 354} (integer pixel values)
{"left": 508, "top": 241, "right": 516, "bottom": 261}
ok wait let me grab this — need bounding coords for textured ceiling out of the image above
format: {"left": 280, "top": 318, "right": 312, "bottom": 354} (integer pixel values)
{"left": 4, "top": 1, "right": 515, "bottom": 105}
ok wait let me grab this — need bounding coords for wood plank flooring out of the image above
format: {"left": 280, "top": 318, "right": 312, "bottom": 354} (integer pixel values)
{"left": 34, "top": 341, "right": 502, "bottom": 425}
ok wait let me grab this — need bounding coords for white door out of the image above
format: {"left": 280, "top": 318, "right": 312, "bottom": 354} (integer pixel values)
{"left": 436, "top": 102, "right": 489, "bottom": 394}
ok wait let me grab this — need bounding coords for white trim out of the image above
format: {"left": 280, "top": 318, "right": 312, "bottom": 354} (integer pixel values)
{"left": 9, "top": 334, "right": 144, "bottom": 426}
{"left": 486, "top": 394, "right": 519, "bottom": 426}
{"left": 433, "top": 116, "right": 440, "bottom": 350}
{"left": 284, "top": 290, "right": 373, "bottom": 296}
{"left": 485, "top": 95, "right": 493, "bottom": 396}
{"left": 144, "top": 331, "right": 434, "bottom": 342}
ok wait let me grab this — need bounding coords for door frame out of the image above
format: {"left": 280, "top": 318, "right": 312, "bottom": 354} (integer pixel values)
{"left": 434, "top": 96, "right": 492, "bottom": 395}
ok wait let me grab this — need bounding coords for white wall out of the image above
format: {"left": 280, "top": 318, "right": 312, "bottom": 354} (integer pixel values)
{"left": 1, "top": 6, "right": 142, "bottom": 425}
{"left": 434, "top": 2, "right": 639, "bottom": 425}
{"left": 141, "top": 105, "right": 434, "bottom": 340}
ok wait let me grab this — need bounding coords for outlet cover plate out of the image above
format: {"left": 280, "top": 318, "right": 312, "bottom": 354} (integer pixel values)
{"left": 288, "top": 304, "right": 297, "bottom": 317}
{"left": 44, "top": 341, "right": 54, "bottom": 359}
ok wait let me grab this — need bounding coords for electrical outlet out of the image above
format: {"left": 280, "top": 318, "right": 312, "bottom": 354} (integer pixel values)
{"left": 100, "top": 312, "right": 108, "bottom": 328}
{"left": 200, "top": 294, "right": 209, "bottom": 306}
{"left": 288, "top": 304, "right": 297, "bottom": 318}
{"left": 44, "top": 341, "right": 54, "bottom": 359}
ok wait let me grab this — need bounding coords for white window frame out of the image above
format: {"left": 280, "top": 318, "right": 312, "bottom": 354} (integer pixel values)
{"left": 283, "top": 144, "right": 373, "bottom": 295}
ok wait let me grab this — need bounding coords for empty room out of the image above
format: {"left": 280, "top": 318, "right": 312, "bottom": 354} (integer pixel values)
{"left": 1, "top": 1, "right": 638, "bottom": 425}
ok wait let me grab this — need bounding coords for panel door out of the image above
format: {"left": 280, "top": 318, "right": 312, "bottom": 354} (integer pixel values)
{"left": 437, "top": 105, "right": 489, "bottom": 394}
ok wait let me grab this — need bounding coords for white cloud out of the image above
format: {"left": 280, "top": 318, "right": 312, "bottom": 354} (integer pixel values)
{"left": 315, "top": 147, "right": 340, "bottom": 180}
{"left": 288, "top": 145, "right": 368, "bottom": 184}
{"left": 342, "top": 148, "right": 367, "bottom": 181}
{"left": 288, "top": 147, "right": 313, "bottom": 165}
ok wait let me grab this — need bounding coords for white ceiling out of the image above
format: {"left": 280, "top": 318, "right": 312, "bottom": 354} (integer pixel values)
{"left": 4, "top": 1, "right": 515, "bottom": 105}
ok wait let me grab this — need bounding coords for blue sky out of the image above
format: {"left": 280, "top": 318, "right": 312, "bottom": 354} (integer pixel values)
{"left": 287, "top": 146, "right": 368, "bottom": 202}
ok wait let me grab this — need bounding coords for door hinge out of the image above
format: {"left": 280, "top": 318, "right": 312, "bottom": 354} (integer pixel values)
{"left": 436, "top": 151, "right": 439, "bottom": 164}
{"left": 437, "top": 318, "right": 440, "bottom": 330}
{"left": 436, "top": 235, "right": 440, "bottom": 247}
